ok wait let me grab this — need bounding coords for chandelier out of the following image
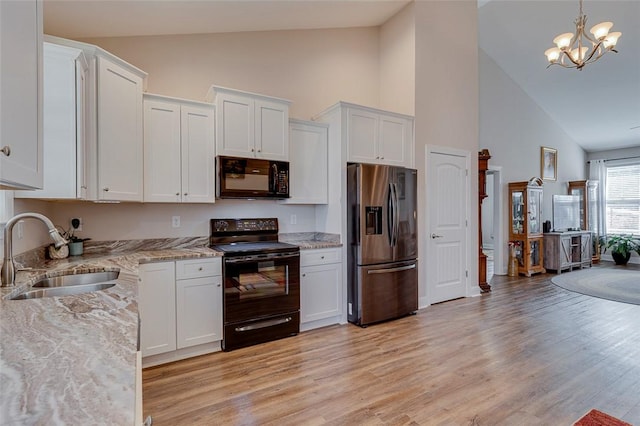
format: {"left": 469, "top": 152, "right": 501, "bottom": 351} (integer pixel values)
{"left": 544, "top": 0, "right": 621, "bottom": 70}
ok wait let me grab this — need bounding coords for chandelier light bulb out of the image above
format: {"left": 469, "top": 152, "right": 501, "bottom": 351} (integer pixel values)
{"left": 590, "top": 21, "right": 613, "bottom": 40}
{"left": 545, "top": 48, "right": 561, "bottom": 63}
{"left": 603, "top": 32, "right": 622, "bottom": 49}
{"left": 553, "top": 33, "right": 574, "bottom": 49}
{"left": 570, "top": 46, "right": 589, "bottom": 62}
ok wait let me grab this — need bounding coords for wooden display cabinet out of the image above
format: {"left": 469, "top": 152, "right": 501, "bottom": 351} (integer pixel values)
{"left": 568, "top": 180, "right": 600, "bottom": 262}
{"left": 509, "top": 178, "right": 546, "bottom": 277}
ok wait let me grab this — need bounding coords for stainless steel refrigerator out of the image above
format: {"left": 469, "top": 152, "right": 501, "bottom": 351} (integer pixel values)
{"left": 347, "top": 163, "right": 418, "bottom": 326}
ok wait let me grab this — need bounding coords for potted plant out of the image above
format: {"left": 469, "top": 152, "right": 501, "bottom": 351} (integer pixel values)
{"left": 603, "top": 234, "right": 640, "bottom": 265}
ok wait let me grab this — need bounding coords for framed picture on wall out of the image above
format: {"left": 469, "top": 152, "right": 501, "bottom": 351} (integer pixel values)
{"left": 541, "top": 146, "right": 557, "bottom": 181}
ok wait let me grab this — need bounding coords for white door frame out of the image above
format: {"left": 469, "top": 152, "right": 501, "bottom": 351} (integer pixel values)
{"left": 423, "top": 145, "right": 474, "bottom": 307}
{"left": 487, "top": 165, "right": 505, "bottom": 275}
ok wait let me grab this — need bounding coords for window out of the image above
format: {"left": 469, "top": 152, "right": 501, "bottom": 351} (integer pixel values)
{"left": 605, "top": 162, "right": 640, "bottom": 235}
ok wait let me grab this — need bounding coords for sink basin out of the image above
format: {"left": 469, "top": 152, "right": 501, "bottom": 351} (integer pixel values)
{"left": 11, "top": 282, "right": 116, "bottom": 300}
{"left": 10, "top": 270, "right": 120, "bottom": 300}
{"left": 33, "top": 271, "right": 119, "bottom": 288}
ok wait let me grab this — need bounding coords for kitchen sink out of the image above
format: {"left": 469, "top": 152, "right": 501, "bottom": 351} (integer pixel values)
{"left": 11, "top": 282, "right": 117, "bottom": 300}
{"left": 10, "top": 270, "right": 119, "bottom": 300}
{"left": 32, "top": 271, "right": 119, "bottom": 288}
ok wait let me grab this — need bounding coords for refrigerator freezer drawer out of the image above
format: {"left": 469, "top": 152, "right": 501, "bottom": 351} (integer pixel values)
{"left": 351, "top": 260, "right": 418, "bottom": 326}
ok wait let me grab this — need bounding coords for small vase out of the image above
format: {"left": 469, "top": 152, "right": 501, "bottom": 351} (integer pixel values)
{"left": 68, "top": 241, "right": 84, "bottom": 256}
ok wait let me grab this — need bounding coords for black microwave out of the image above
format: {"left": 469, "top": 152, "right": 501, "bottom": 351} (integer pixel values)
{"left": 217, "top": 156, "right": 290, "bottom": 199}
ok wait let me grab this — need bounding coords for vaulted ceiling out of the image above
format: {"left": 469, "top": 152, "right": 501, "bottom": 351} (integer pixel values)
{"left": 44, "top": 0, "right": 640, "bottom": 153}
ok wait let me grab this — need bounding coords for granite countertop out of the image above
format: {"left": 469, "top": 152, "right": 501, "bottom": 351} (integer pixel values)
{"left": 0, "top": 234, "right": 339, "bottom": 424}
{"left": 0, "top": 238, "right": 220, "bottom": 425}
{"left": 279, "top": 232, "right": 342, "bottom": 249}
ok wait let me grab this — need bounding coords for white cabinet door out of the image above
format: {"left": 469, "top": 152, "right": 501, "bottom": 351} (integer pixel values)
{"left": 216, "top": 91, "right": 254, "bottom": 158}
{"left": 143, "top": 98, "right": 181, "bottom": 202}
{"left": 301, "top": 262, "right": 342, "bottom": 324}
{"left": 347, "top": 108, "right": 379, "bottom": 164}
{"left": 255, "top": 99, "right": 288, "bottom": 161}
{"left": 139, "top": 262, "right": 177, "bottom": 357}
{"left": 378, "top": 114, "right": 411, "bottom": 167}
{"left": 181, "top": 105, "right": 215, "bottom": 203}
{"left": 0, "top": 0, "right": 43, "bottom": 190}
{"left": 284, "top": 119, "right": 328, "bottom": 204}
{"left": 176, "top": 275, "right": 223, "bottom": 349}
{"left": 15, "top": 43, "right": 87, "bottom": 199}
{"left": 97, "top": 56, "right": 143, "bottom": 201}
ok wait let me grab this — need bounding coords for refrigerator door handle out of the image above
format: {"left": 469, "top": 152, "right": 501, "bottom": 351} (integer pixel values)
{"left": 392, "top": 182, "right": 400, "bottom": 247}
{"left": 367, "top": 263, "right": 417, "bottom": 274}
{"left": 387, "top": 182, "right": 394, "bottom": 246}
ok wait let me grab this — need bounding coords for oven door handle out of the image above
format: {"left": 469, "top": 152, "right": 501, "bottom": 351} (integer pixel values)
{"left": 235, "top": 316, "right": 293, "bottom": 332}
{"left": 225, "top": 252, "right": 300, "bottom": 263}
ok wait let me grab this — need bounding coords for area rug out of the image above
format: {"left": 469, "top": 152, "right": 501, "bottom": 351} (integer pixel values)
{"left": 573, "top": 408, "right": 632, "bottom": 426}
{"left": 551, "top": 268, "right": 640, "bottom": 305}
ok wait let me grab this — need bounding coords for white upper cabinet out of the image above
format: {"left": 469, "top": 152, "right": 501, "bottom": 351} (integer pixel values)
{"left": 16, "top": 42, "right": 88, "bottom": 200}
{"left": 315, "top": 102, "right": 414, "bottom": 169}
{"left": 0, "top": 0, "right": 43, "bottom": 190}
{"left": 143, "top": 94, "right": 215, "bottom": 203}
{"left": 41, "top": 35, "right": 148, "bottom": 202}
{"left": 281, "top": 119, "right": 328, "bottom": 204}
{"left": 96, "top": 56, "right": 144, "bottom": 201}
{"left": 207, "top": 86, "right": 290, "bottom": 161}
{"left": 347, "top": 104, "right": 413, "bottom": 167}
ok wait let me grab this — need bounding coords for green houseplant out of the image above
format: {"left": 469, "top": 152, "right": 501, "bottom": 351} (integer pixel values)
{"left": 603, "top": 234, "right": 640, "bottom": 265}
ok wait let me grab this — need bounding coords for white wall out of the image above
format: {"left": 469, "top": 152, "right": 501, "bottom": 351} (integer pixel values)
{"left": 379, "top": 2, "right": 415, "bottom": 116}
{"left": 81, "top": 27, "right": 381, "bottom": 121}
{"left": 415, "top": 0, "right": 480, "bottom": 303}
{"left": 479, "top": 49, "right": 587, "bottom": 269}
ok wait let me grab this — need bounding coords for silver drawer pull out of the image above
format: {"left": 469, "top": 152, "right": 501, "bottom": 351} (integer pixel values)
{"left": 235, "top": 316, "right": 292, "bottom": 332}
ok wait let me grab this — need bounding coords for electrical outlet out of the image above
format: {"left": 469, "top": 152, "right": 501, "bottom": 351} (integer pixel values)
{"left": 172, "top": 216, "right": 181, "bottom": 228}
{"left": 290, "top": 214, "right": 297, "bottom": 225}
{"left": 71, "top": 217, "right": 82, "bottom": 231}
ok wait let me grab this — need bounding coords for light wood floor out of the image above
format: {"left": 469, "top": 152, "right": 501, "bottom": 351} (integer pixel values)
{"left": 143, "top": 263, "right": 640, "bottom": 425}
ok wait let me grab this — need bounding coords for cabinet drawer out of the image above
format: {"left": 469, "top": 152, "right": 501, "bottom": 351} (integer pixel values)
{"left": 300, "top": 248, "right": 342, "bottom": 266}
{"left": 176, "top": 258, "right": 221, "bottom": 280}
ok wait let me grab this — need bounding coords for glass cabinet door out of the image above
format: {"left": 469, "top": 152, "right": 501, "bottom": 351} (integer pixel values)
{"left": 528, "top": 188, "right": 542, "bottom": 235}
{"left": 570, "top": 187, "right": 586, "bottom": 230}
{"left": 512, "top": 191, "right": 524, "bottom": 234}
{"left": 529, "top": 240, "right": 541, "bottom": 267}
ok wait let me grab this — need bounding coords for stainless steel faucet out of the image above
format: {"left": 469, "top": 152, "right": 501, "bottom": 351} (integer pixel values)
{"left": 1, "top": 213, "right": 67, "bottom": 287}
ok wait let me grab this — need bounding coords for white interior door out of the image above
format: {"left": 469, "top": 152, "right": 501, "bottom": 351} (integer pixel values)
{"left": 427, "top": 149, "right": 468, "bottom": 304}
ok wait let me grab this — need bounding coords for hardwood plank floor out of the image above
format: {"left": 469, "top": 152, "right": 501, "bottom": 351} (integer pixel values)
{"left": 143, "top": 263, "right": 640, "bottom": 425}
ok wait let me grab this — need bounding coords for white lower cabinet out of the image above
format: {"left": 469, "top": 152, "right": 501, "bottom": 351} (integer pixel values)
{"left": 138, "top": 262, "right": 176, "bottom": 357}
{"left": 139, "top": 258, "right": 222, "bottom": 366}
{"left": 300, "top": 248, "right": 342, "bottom": 331}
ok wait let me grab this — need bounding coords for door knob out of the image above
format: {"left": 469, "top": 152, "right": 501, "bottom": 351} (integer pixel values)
{"left": 431, "top": 233, "right": 443, "bottom": 239}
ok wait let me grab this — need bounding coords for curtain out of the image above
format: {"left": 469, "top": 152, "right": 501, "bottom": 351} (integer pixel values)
{"left": 589, "top": 159, "right": 607, "bottom": 237}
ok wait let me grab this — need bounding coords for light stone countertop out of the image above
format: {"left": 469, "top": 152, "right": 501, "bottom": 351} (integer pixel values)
{"left": 0, "top": 234, "right": 338, "bottom": 424}
{"left": 0, "top": 243, "right": 220, "bottom": 425}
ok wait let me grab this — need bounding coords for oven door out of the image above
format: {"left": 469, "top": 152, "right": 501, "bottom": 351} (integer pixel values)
{"left": 223, "top": 252, "right": 300, "bottom": 323}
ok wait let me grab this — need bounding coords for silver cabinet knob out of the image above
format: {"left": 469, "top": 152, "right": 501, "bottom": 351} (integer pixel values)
{"left": 1, "top": 146, "right": 10, "bottom": 156}
{"left": 103, "top": 187, "right": 109, "bottom": 192}
{"left": 175, "top": 192, "right": 180, "bottom": 196}
{"left": 251, "top": 148, "right": 255, "bottom": 152}
{"left": 431, "top": 233, "right": 443, "bottom": 239}
{"left": 184, "top": 193, "right": 188, "bottom": 196}
{"left": 321, "top": 256, "right": 325, "bottom": 259}
{"left": 198, "top": 267, "right": 203, "bottom": 271}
